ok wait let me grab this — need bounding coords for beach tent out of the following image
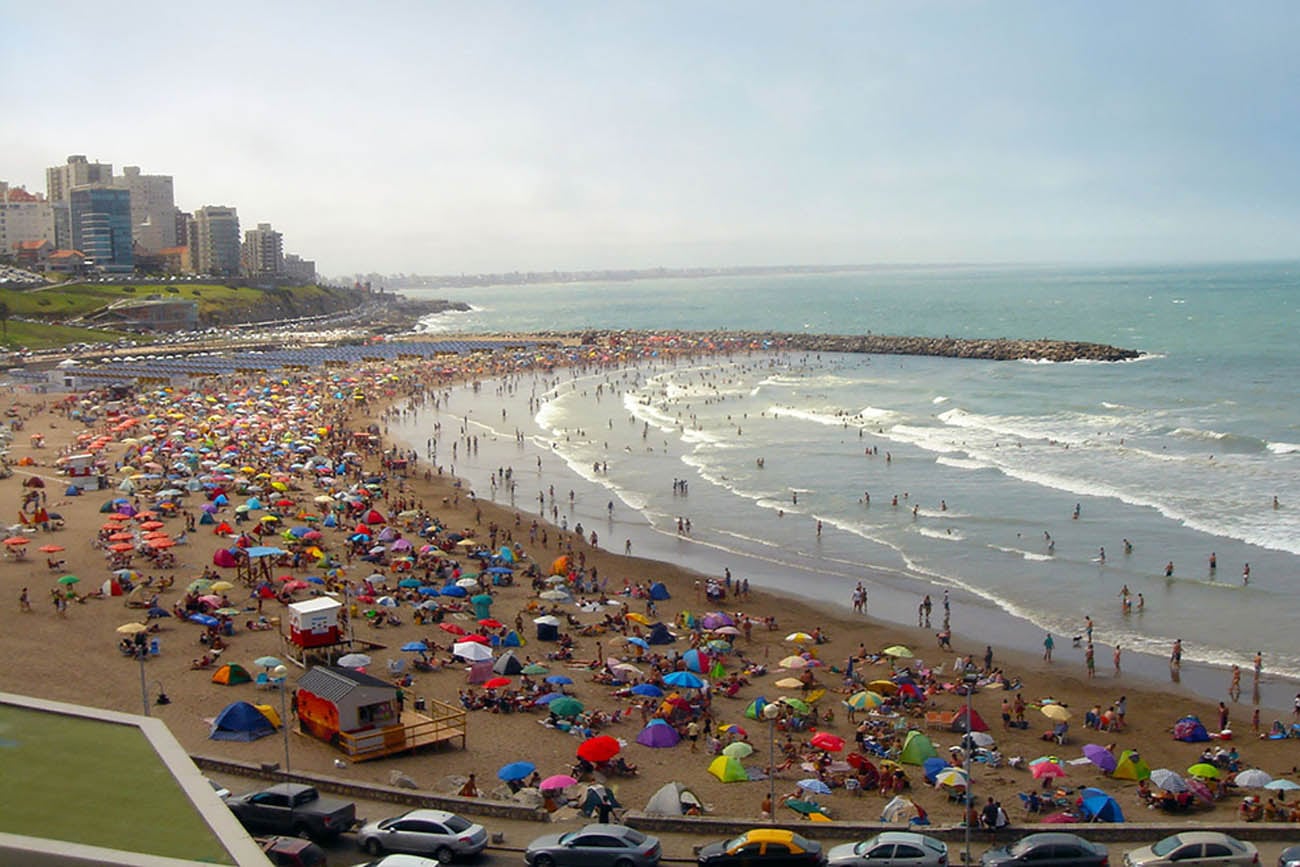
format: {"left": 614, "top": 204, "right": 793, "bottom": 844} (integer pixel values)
{"left": 1079, "top": 787, "right": 1125, "bottom": 823}
{"left": 551, "top": 555, "right": 570, "bottom": 576}
{"left": 467, "top": 660, "right": 494, "bottom": 685}
{"left": 99, "top": 500, "right": 117, "bottom": 513}
{"left": 644, "top": 782, "right": 703, "bottom": 816}
{"left": 210, "top": 701, "right": 275, "bottom": 741}
{"left": 1173, "top": 715, "right": 1211, "bottom": 742}
{"left": 636, "top": 720, "right": 681, "bottom": 749}
{"left": 492, "top": 651, "right": 524, "bottom": 675}
{"left": 648, "top": 582, "right": 671, "bottom": 600}
{"left": 502, "top": 630, "right": 524, "bottom": 647}
{"left": 951, "top": 705, "right": 990, "bottom": 733}
{"left": 1112, "top": 750, "right": 1151, "bottom": 781}
{"left": 744, "top": 697, "right": 769, "bottom": 720}
{"left": 707, "top": 755, "right": 748, "bottom": 783}
{"left": 536, "top": 621, "right": 559, "bottom": 642}
{"left": 899, "top": 731, "right": 939, "bottom": 765}
{"left": 471, "top": 594, "right": 493, "bottom": 619}
{"left": 199, "top": 511, "right": 214, "bottom": 525}
{"left": 647, "top": 623, "right": 675, "bottom": 645}
{"left": 253, "top": 703, "right": 282, "bottom": 729}
{"left": 100, "top": 578, "right": 124, "bottom": 597}
{"left": 682, "top": 649, "right": 709, "bottom": 673}
{"left": 212, "top": 548, "right": 240, "bottom": 568}
{"left": 211, "top": 663, "right": 252, "bottom": 685}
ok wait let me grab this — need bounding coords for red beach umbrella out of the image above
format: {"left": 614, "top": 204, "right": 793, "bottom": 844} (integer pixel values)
{"left": 576, "top": 735, "right": 621, "bottom": 763}
{"left": 483, "top": 677, "right": 512, "bottom": 689}
{"left": 810, "top": 732, "right": 846, "bottom": 752}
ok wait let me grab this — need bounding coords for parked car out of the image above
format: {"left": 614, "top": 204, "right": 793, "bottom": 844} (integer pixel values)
{"left": 259, "top": 836, "right": 329, "bottom": 867}
{"left": 1125, "top": 833, "right": 1259, "bottom": 867}
{"left": 1278, "top": 847, "right": 1300, "bottom": 867}
{"left": 352, "top": 857, "right": 441, "bottom": 867}
{"left": 525, "top": 823, "right": 662, "bottom": 867}
{"left": 981, "top": 833, "right": 1108, "bottom": 867}
{"left": 224, "top": 783, "right": 358, "bottom": 842}
{"left": 828, "top": 832, "right": 948, "bottom": 867}
{"left": 698, "top": 829, "right": 827, "bottom": 867}
{"left": 356, "top": 809, "right": 487, "bottom": 861}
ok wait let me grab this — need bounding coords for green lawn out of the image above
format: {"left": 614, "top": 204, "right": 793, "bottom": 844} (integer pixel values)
{"left": 0, "top": 319, "right": 134, "bottom": 350}
{"left": 0, "top": 705, "right": 235, "bottom": 863}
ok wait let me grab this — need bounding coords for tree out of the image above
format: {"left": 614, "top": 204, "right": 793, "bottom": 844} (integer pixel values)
{"left": 0, "top": 300, "right": 9, "bottom": 342}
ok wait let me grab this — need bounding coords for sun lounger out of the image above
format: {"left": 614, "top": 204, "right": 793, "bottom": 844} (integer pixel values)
{"left": 925, "top": 711, "right": 957, "bottom": 729}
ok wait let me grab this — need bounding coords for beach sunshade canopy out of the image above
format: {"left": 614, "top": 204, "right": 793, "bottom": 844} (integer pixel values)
{"left": 1031, "top": 760, "right": 1067, "bottom": 780}
{"left": 498, "top": 761, "right": 536, "bottom": 781}
{"left": 663, "top": 671, "right": 704, "bottom": 689}
{"left": 1079, "top": 787, "right": 1125, "bottom": 823}
{"left": 116, "top": 622, "right": 148, "bottom": 635}
{"left": 549, "top": 697, "right": 585, "bottom": 718}
{"left": 881, "top": 645, "right": 913, "bottom": 658}
{"left": 722, "top": 742, "right": 754, "bottom": 759}
{"left": 1083, "top": 744, "right": 1118, "bottom": 773}
{"left": 797, "top": 778, "right": 832, "bottom": 795}
{"left": 810, "top": 732, "right": 845, "bottom": 752}
{"left": 1149, "top": 768, "right": 1186, "bottom": 792}
{"left": 934, "top": 767, "right": 970, "bottom": 788}
{"left": 337, "top": 653, "right": 371, "bottom": 668}
{"left": 845, "top": 691, "right": 885, "bottom": 711}
{"left": 1187, "top": 762, "right": 1220, "bottom": 780}
{"left": 1264, "top": 779, "right": 1300, "bottom": 792}
{"left": 540, "top": 774, "right": 578, "bottom": 791}
{"left": 576, "top": 734, "right": 620, "bottom": 763}
{"left": 881, "top": 796, "right": 920, "bottom": 823}
{"left": 1040, "top": 704, "right": 1072, "bottom": 722}
{"left": 1234, "top": 769, "right": 1272, "bottom": 788}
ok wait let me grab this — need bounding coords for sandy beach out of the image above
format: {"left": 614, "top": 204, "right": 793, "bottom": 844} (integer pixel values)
{"left": 2, "top": 339, "right": 1298, "bottom": 830}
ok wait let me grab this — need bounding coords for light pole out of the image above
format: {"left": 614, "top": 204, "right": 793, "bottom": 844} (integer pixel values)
{"left": 272, "top": 665, "right": 291, "bottom": 777}
{"left": 138, "top": 651, "right": 150, "bottom": 717}
{"left": 763, "top": 702, "right": 780, "bottom": 823}
{"left": 962, "top": 668, "right": 980, "bottom": 865}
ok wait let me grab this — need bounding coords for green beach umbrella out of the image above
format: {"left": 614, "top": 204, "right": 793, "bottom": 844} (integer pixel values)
{"left": 722, "top": 742, "right": 754, "bottom": 759}
{"left": 57, "top": 575, "right": 80, "bottom": 585}
{"left": 550, "top": 697, "right": 585, "bottom": 718}
{"left": 521, "top": 663, "right": 550, "bottom": 675}
{"left": 780, "top": 697, "right": 811, "bottom": 715}
{"left": 882, "top": 645, "right": 914, "bottom": 658}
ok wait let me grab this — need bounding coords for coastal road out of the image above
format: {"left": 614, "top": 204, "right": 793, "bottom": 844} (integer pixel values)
{"left": 208, "top": 772, "right": 1298, "bottom": 866}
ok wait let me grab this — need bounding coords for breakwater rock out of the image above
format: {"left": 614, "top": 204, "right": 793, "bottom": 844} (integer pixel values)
{"left": 563, "top": 331, "right": 1142, "bottom": 362}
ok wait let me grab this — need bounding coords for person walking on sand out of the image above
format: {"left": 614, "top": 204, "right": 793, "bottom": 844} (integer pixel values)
{"left": 1043, "top": 632, "right": 1055, "bottom": 662}
{"left": 19, "top": 587, "right": 32, "bottom": 612}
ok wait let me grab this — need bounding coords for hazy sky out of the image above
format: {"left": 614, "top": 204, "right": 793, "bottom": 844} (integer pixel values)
{"left": 4, "top": 1, "right": 1298, "bottom": 275}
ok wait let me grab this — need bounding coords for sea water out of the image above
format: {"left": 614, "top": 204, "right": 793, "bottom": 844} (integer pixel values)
{"left": 392, "top": 262, "right": 1300, "bottom": 706}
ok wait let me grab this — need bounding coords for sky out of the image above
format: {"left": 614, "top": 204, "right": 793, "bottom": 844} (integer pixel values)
{"left": 3, "top": 1, "right": 1299, "bottom": 276}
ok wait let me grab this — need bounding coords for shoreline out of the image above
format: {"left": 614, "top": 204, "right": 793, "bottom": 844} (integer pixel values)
{"left": 387, "top": 367, "right": 1294, "bottom": 719}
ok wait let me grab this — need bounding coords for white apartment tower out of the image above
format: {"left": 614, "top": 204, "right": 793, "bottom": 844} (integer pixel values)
{"left": 242, "top": 222, "right": 284, "bottom": 277}
{"left": 113, "top": 166, "right": 178, "bottom": 253}
{"left": 0, "top": 182, "right": 56, "bottom": 251}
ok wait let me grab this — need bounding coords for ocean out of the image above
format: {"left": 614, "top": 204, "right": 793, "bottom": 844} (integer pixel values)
{"left": 392, "top": 262, "right": 1300, "bottom": 708}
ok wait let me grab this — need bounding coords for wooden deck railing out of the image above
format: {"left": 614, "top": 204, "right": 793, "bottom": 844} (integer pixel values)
{"left": 336, "top": 701, "right": 467, "bottom": 761}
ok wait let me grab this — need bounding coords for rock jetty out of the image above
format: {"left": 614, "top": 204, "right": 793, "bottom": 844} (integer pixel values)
{"left": 564, "top": 330, "right": 1142, "bottom": 362}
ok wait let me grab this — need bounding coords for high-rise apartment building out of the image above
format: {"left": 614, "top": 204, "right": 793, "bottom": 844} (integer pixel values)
{"left": 242, "top": 222, "right": 284, "bottom": 277}
{"left": 283, "top": 253, "right": 316, "bottom": 284}
{"left": 113, "top": 166, "right": 178, "bottom": 253}
{"left": 192, "top": 206, "right": 241, "bottom": 276}
{"left": 1, "top": 183, "right": 56, "bottom": 253}
{"left": 47, "top": 155, "right": 113, "bottom": 249}
{"left": 69, "top": 186, "right": 134, "bottom": 273}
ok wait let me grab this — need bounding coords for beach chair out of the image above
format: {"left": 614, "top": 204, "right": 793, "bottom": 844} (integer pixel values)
{"left": 926, "top": 710, "right": 957, "bottom": 729}
{"left": 254, "top": 671, "right": 271, "bottom": 689}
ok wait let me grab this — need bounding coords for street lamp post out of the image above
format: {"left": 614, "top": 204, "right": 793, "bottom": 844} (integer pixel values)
{"left": 138, "top": 651, "right": 150, "bottom": 717}
{"left": 272, "top": 665, "right": 291, "bottom": 777}
{"left": 763, "top": 702, "right": 781, "bottom": 823}
{"left": 963, "top": 668, "right": 980, "bottom": 865}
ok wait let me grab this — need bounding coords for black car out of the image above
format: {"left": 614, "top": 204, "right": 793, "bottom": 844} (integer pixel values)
{"left": 981, "top": 833, "right": 1108, "bottom": 867}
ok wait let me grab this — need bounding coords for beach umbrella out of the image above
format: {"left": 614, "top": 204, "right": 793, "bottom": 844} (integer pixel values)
{"left": 4, "top": 536, "right": 30, "bottom": 546}
{"left": 401, "top": 641, "right": 429, "bottom": 653}
{"left": 483, "top": 677, "right": 512, "bottom": 689}
{"left": 497, "top": 761, "right": 535, "bottom": 782}
{"left": 810, "top": 732, "right": 845, "bottom": 752}
{"left": 440, "top": 585, "right": 468, "bottom": 598}
{"left": 779, "top": 655, "right": 809, "bottom": 669}
{"left": 713, "top": 626, "right": 742, "bottom": 636}
{"left": 188, "top": 613, "right": 219, "bottom": 627}
{"left": 116, "top": 622, "right": 148, "bottom": 635}
{"left": 797, "top": 779, "right": 832, "bottom": 795}
{"left": 398, "top": 578, "right": 422, "bottom": 588}
{"left": 881, "top": 796, "right": 920, "bottom": 823}
{"left": 625, "top": 612, "right": 650, "bottom": 625}
{"left": 576, "top": 735, "right": 620, "bottom": 763}
{"left": 254, "top": 656, "right": 282, "bottom": 669}
{"left": 540, "top": 774, "right": 577, "bottom": 791}
{"left": 546, "top": 675, "right": 574, "bottom": 686}
{"left": 630, "top": 683, "right": 664, "bottom": 698}
{"left": 785, "top": 632, "right": 814, "bottom": 643}
{"left": 882, "top": 645, "right": 913, "bottom": 658}
{"left": 1080, "top": 787, "right": 1125, "bottom": 823}
{"left": 550, "top": 697, "right": 585, "bottom": 718}
{"left": 38, "top": 544, "right": 64, "bottom": 553}
{"left": 663, "top": 671, "right": 704, "bottom": 689}
{"left": 779, "top": 697, "right": 811, "bottom": 715}
{"left": 57, "top": 575, "right": 80, "bottom": 585}
{"left": 1041, "top": 704, "right": 1072, "bottom": 722}
{"left": 718, "top": 723, "right": 748, "bottom": 737}
{"left": 451, "top": 641, "right": 493, "bottom": 662}
{"left": 934, "top": 767, "right": 970, "bottom": 788}
{"left": 1234, "top": 769, "right": 1272, "bottom": 788}
{"left": 1083, "top": 744, "right": 1118, "bottom": 773}
{"left": 1185, "top": 779, "right": 1215, "bottom": 803}
{"left": 1032, "top": 761, "right": 1067, "bottom": 780}
{"left": 1187, "top": 763, "right": 1220, "bottom": 780}
{"left": 844, "top": 691, "right": 885, "bottom": 711}
{"left": 210, "top": 580, "right": 235, "bottom": 592}
{"left": 338, "top": 653, "right": 371, "bottom": 669}
{"left": 538, "top": 589, "right": 569, "bottom": 601}
{"left": 775, "top": 677, "right": 804, "bottom": 689}
{"left": 626, "top": 637, "right": 650, "bottom": 649}
{"left": 1149, "top": 769, "right": 1186, "bottom": 792}
{"left": 534, "top": 693, "right": 565, "bottom": 705}
{"left": 478, "top": 618, "right": 504, "bottom": 629}
{"left": 1265, "top": 779, "right": 1300, "bottom": 793}
{"left": 723, "top": 742, "right": 754, "bottom": 759}
{"left": 521, "top": 663, "right": 550, "bottom": 675}
{"left": 440, "top": 623, "right": 467, "bottom": 636}
{"left": 418, "top": 586, "right": 440, "bottom": 596}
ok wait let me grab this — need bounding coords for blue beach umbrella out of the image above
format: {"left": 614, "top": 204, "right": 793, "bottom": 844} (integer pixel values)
{"left": 440, "top": 585, "right": 468, "bottom": 598}
{"left": 664, "top": 671, "right": 704, "bottom": 689}
{"left": 417, "top": 586, "right": 441, "bottom": 596}
{"left": 545, "top": 675, "right": 574, "bottom": 686}
{"left": 188, "top": 613, "right": 219, "bottom": 627}
{"left": 630, "top": 683, "right": 664, "bottom": 698}
{"left": 498, "top": 761, "right": 536, "bottom": 782}
{"left": 401, "top": 641, "right": 429, "bottom": 653}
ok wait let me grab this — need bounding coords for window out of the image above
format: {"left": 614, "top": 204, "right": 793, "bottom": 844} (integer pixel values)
{"left": 1204, "top": 845, "right": 1232, "bottom": 859}
{"left": 870, "top": 846, "right": 896, "bottom": 859}
{"left": 1170, "top": 847, "right": 1201, "bottom": 862}
{"left": 766, "top": 844, "right": 791, "bottom": 856}
{"left": 897, "top": 845, "right": 924, "bottom": 859}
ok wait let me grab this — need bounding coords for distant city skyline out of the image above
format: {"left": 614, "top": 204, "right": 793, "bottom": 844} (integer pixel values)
{"left": 4, "top": 1, "right": 1298, "bottom": 276}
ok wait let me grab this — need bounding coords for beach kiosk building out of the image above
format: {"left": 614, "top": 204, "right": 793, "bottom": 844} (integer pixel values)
{"left": 288, "top": 597, "right": 342, "bottom": 648}
{"left": 296, "top": 665, "right": 466, "bottom": 762}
